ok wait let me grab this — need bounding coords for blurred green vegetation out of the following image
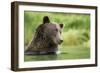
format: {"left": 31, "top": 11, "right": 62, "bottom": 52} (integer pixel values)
{"left": 24, "top": 11, "right": 90, "bottom": 61}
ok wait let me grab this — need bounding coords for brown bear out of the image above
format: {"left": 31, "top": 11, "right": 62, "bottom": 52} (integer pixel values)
{"left": 25, "top": 16, "right": 64, "bottom": 55}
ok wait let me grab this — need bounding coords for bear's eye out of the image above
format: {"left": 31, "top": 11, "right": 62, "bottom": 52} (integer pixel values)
{"left": 55, "top": 29, "right": 58, "bottom": 32}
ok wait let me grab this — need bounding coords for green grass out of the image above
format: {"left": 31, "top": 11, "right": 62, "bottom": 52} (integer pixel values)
{"left": 24, "top": 11, "right": 90, "bottom": 61}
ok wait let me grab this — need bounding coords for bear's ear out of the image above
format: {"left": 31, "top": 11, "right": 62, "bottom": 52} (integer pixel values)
{"left": 59, "top": 24, "right": 64, "bottom": 29}
{"left": 43, "top": 16, "right": 50, "bottom": 24}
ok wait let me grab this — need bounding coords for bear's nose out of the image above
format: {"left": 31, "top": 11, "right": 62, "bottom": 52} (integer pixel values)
{"left": 60, "top": 40, "right": 63, "bottom": 43}
{"left": 59, "top": 40, "right": 63, "bottom": 44}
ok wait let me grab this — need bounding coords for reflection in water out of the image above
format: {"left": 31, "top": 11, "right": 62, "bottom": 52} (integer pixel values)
{"left": 25, "top": 53, "right": 68, "bottom": 61}
{"left": 32, "top": 54, "right": 58, "bottom": 61}
{"left": 25, "top": 54, "right": 58, "bottom": 61}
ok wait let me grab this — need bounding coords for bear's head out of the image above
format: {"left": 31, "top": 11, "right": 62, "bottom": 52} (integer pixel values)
{"left": 36, "top": 16, "right": 64, "bottom": 46}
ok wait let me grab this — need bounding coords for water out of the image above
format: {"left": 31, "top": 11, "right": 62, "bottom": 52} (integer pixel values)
{"left": 24, "top": 46, "right": 90, "bottom": 61}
